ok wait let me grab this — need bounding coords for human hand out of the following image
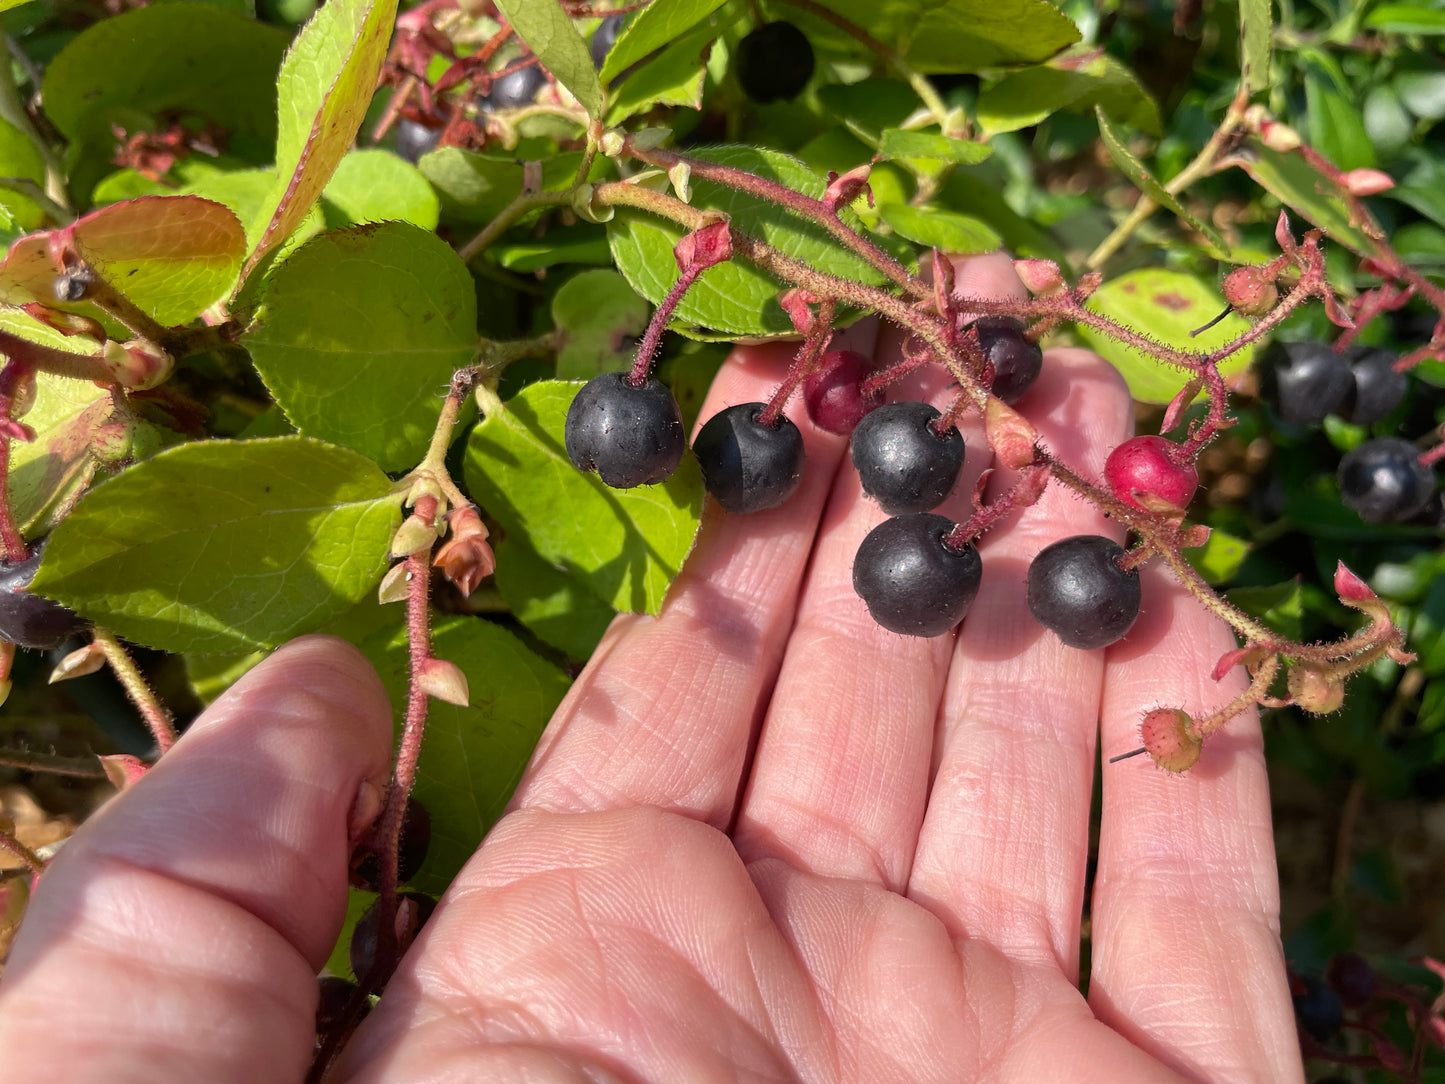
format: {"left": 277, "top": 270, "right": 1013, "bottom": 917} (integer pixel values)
{"left": 0, "top": 254, "right": 1303, "bottom": 1082}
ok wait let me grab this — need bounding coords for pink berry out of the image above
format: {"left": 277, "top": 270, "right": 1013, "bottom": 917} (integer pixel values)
{"left": 1104, "top": 435, "right": 1199, "bottom": 513}
{"left": 804, "top": 349, "right": 879, "bottom": 435}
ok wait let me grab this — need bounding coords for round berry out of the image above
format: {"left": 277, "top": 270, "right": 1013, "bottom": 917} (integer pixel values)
{"left": 1337, "top": 436, "right": 1435, "bottom": 523}
{"left": 1026, "top": 535, "right": 1141, "bottom": 650}
{"left": 973, "top": 316, "right": 1043, "bottom": 405}
{"left": 349, "top": 796, "right": 432, "bottom": 892}
{"left": 693, "top": 403, "right": 805, "bottom": 514}
{"left": 851, "top": 401, "right": 965, "bottom": 514}
{"left": 1259, "top": 340, "right": 1353, "bottom": 424}
{"left": 350, "top": 891, "right": 436, "bottom": 986}
{"left": 589, "top": 12, "right": 626, "bottom": 71}
{"left": 1103, "top": 435, "right": 1199, "bottom": 513}
{"left": 565, "top": 371, "right": 685, "bottom": 489}
{"left": 315, "top": 976, "right": 363, "bottom": 1035}
{"left": 1292, "top": 975, "right": 1344, "bottom": 1043}
{"left": 1342, "top": 345, "right": 1408, "bottom": 425}
{"left": 0, "top": 537, "right": 90, "bottom": 650}
{"left": 1325, "top": 952, "right": 1377, "bottom": 1009}
{"left": 482, "top": 62, "right": 544, "bottom": 111}
{"left": 852, "top": 513, "right": 982, "bottom": 637}
{"left": 804, "top": 349, "right": 879, "bottom": 435}
{"left": 394, "top": 119, "right": 442, "bottom": 164}
{"left": 736, "top": 21, "right": 814, "bottom": 104}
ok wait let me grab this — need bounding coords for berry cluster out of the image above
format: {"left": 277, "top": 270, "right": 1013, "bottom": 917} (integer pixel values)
{"left": 1261, "top": 339, "right": 1438, "bottom": 524}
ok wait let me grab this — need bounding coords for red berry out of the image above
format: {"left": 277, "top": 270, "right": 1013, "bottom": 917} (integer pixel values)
{"left": 1104, "top": 435, "right": 1199, "bottom": 514}
{"left": 804, "top": 349, "right": 879, "bottom": 435}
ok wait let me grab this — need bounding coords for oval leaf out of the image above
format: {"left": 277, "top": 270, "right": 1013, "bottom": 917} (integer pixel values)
{"left": 495, "top": 0, "right": 602, "bottom": 119}
{"left": 877, "top": 202, "right": 1001, "bottom": 254}
{"left": 243, "top": 223, "right": 477, "bottom": 472}
{"left": 464, "top": 380, "right": 702, "bottom": 614}
{"left": 31, "top": 436, "right": 403, "bottom": 653}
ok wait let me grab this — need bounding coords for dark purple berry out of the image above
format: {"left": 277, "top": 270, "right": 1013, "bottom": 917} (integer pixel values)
{"left": 1342, "top": 345, "right": 1408, "bottom": 425}
{"left": 1337, "top": 436, "right": 1434, "bottom": 523}
{"left": 590, "top": 12, "right": 626, "bottom": 71}
{"left": 1293, "top": 975, "right": 1344, "bottom": 1043}
{"left": 350, "top": 891, "right": 436, "bottom": 986}
{"left": 736, "top": 21, "right": 814, "bottom": 104}
{"left": 0, "top": 537, "right": 90, "bottom": 650}
{"left": 1325, "top": 952, "right": 1377, "bottom": 1009}
{"left": 973, "top": 316, "right": 1042, "bottom": 405}
{"left": 482, "top": 62, "right": 544, "bottom": 111}
{"left": 852, "top": 513, "right": 982, "bottom": 637}
{"left": 1026, "top": 535, "right": 1141, "bottom": 650}
{"left": 693, "top": 403, "right": 804, "bottom": 514}
{"left": 349, "top": 796, "right": 432, "bottom": 892}
{"left": 315, "top": 976, "right": 363, "bottom": 1035}
{"left": 1260, "top": 340, "right": 1353, "bottom": 424}
{"left": 565, "top": 371, "right": 685, "bottom": 489}
{"left": 394, "top": 119, "right": 442, "bottom": 164}
{"left": 804, "top": 349, "right": 879, "bottom": 435}
{"left": 851, "top": 401, "right": 965, "bottom": 514}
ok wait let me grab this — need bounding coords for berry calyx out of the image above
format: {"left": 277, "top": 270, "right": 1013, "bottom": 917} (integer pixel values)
{"left": 850, "top": 401, "right": 965, "bottom": 514}
{"left": 973, "top": 316, "right": 1043, "bottom": 405}
{"left": 394, "top": 119, "right": 442, "bottom": 164}
{"left": 565, "top": 371, "right": 685, "bottom": 489}
{"left": 349, "top": 796, "right": 432, "bottom": 892}
{"left": 1342, "top": 345, "right": 1408, "bottom": 425}
{"left": 736, "top": 22, "right": 814, "bottom": 104}
{"left": 1103, "top": 435, "right": 1199, "bottom": 513}
{"left": 1337, "top": 436, "right": 1435, "bottom": 523}
{"left": 1259, "top": 340, "right": 1353, "bottom": 424}
{"left": 852, "top": 513, "right": 982, "bottom": 637}
{"left": 1026, "top": 535, "right": 1142, "bottom": 650}
{"left": 804, "top": 349, "right": 879, "bottom": 435}
{"left": 0, "top": 537, "right": 90, "bottom": 650}
{"left": 692, "top": 403, "right": 805, "bottom": 514}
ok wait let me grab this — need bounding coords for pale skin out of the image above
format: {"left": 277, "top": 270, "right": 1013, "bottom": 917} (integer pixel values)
{"left": 0, "top": 254, "right": 1305, "bottom": 1082}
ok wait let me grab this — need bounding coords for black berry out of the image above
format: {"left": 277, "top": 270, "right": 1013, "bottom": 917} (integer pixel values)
{"left": 736, "top": 21, "right": 814, "bottom": 103}
{"left": 1325, "top": 952, "right": 1377, "bottom": 1009}
{"left": 350, "top": 891, "right": 436, "bottom": 987}
{"left": 482, "top": 62, "right": 544, "bottom": 111}
{"left": 851, "top": 401, "right": 965, "bottom": 514}
{"left": 852, "top": 513, "right": 982, "bottom": 637}
{"left": 693, "top": 403, "right": 805, "bottom": 514}
{"left": 1026, "top": 535, "right": 1141, "bottom": 650}
{"left": 0, "top": 537, "right": 90, "bottom": 650}
{"left": 589, "top": 12, "right": 626, "bottom": 71}
{"left": 973, "top": 316, "right": 1043, "bottom": 405}
{"left": 1342, "top": 345, "right": 1408, "bottom": 425}
{"left": 1260, "top": 340, "right": 1353, "bottom": 424}
{"left": 1292, "top": 975, "right": 1344, "bottom": 1043}
{"left": 1337, "top": 436, "right": 1435, "bottom": 523}
{"left": 349, "top": 796, "right": 432, "bottom": 892}
{"left": 394, "top": 119, "right": 442, "bottom": 164}
{"left": 804, "top": 349, "right": 879, "bottom": 435}
{"left": 315, "top": 976, "right": 363, "bottom": 1035}
{"left": 565, "top": 371, "right": 685, "bottom": 489}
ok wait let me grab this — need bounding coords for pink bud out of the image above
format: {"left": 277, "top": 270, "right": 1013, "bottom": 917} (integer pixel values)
{"left": 1334, "top": 561, "right": 1391, "bottom": 627}
{"left": 1260, "top": 119, "right": 1301, "bottom": 152}
{"left": 823, "top": 163, "right": 872, "bottom": 212}
{"left": 1013, "top": 259, "right": 1065, "bottom": 296}
{"left": 98, "top": 753, "right": 149, "bottom": 792}
{"left": 1341, "top": 168, "right": 1394, "bottom": 196}
{"left": 673, "top": 219, "right": 732, "bottom": 274}
{"left": 433, "top": 506, "right": 495, "bottom": 597}
{"left": 779, "top": 288, "right": 820, "bottom": 335}
{"left": 985, "top": 397, "right": 1037, "bottom": 469}
{"left": 417, "top": 657, "right": 469, "bottom": 706}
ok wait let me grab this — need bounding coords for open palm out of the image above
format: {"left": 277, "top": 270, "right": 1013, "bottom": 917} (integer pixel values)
{"left": 0, "top": 255, "right": 1303, "bottom": 1082}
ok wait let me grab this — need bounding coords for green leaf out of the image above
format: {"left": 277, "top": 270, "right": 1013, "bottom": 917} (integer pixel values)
{"left": 977, "top": 48, "right": 1161, "bottom": 137}
{"left": 1364, "top": 3, "right": 1445, "bottom": 34}
{"left": 607, "top": 145, "right": 897, "bottom": 337}
{"left": 360, "top": 615, "right": 570, "bottom": 894}
{"left": 605, "top": 27, "right": 714, "bottom": 124}
{"left": 1183, "top": 527, "right": 1250, "bottom": 584}
{"left": 1225, "top": 143, "right": 1373, "bottom": 257}
{"left": 495, "top": 0, "right": 602, "bottom": 118}
{"left": 551, "top": 268, "right": 649, "bottom": 380}
{"left": 31, "top": 436, "right": 403, "bottom": 653}
{"left": 816, "top": 79, "right": 920, "bottom": 147}
{"left": 416, "top": 148, "right": 524, "bottom": 225}
{"left": 600, "top": 0, "right": 729, "bottom": 82}
{"left": 1304, "top": 65, "right": 1376, "bottom": 171}
{"left": 815, "top": 0, "right": 1079, "bottom": 72}
{"left": 320, "top": 149, "right": 440, "bottom": 232}
{"left": 464, "top": 380, "right": 703, "bottom": 614}
{"left": 1074, "top": 269, "right": 1258, "bottom": 404}
{"left": 0, "top": 118, "right": 46, "bottom": 233}
{"left": 877, "top": 128, "right": 992, "bottom": 165}
{"left": 248, "top": 0, "right": 400, "bottom": 275}
{"left": 1386, "top": 183, "right": 1445, "bottom": 231}
{"left": 92, "top": 158, "right": 279, "bottom": 250}
{"left": 184, "top": 650, "right": 267, "bottom": 704}
{"left": 1094, "top": 108, "right": 1228, "bottom": 253}
{"left": 243, "top": 223, "right": 477, "bottom": 472}
{"left": 1240, "top": 0, "right": 1272, "bottom": 94}
{"left": 877, "top": 202, "right": 1000, "bottom": 254}
{"left": 9, "top": 371, "right": 108, "bottom": 536}
{"left": 494, "top": 226, "right": 612, "bottom": 271}
{"left": 494, "top": 535, "right": 615, "bottom": 658}
{"left": 1226, "top": 580, "right": 1303, "bottom": 642}
{"left": 42, "top": 5, "right": 286, "bottom": 147}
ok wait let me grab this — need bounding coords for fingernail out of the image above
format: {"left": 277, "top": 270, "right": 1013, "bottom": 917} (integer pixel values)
{"left": 348, "top": 779, "right": 383, "bottom": 843}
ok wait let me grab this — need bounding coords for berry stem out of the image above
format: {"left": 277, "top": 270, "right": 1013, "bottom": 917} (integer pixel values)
{"left": 756, "top": 298, "right": 835, "bottom": 427}
{"left": 91, "top": 627, "right": 177, "bottom": 755}
{"left": 0, "top": 818, "right": 43, "bottom": 876}
{"left": 456, "top": 189, "right": 573, "bottom": 263}
{"left": 628, "top": 260, "right": 704, "bottom": 386}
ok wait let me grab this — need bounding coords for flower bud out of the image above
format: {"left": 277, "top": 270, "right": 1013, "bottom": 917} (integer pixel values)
{"left": 1260, "top": 119, "right": 1301, "bottom": 152}
{"left": 1013, "top": 259, "right": 1066, "bottom": 296}
{"left": 668, "top": 161, "right": 691, "bottom": 203}
{"left": 378, "top": 562, "right": 411, "bottom": 604}
{"left": 985, "top": 397, "right": 1037, "bottom": 469}
{"left": 673, "top": 219, "right": 732, "bottom": 274}
{"left": 102, "top": 339, "right": 172, "bottom": 390}
{"left": 1341, "top": 168, "right": 1394, "bottom": 196}
{"left": 417, "top": 657, "right": 469, "bottom": 706}
{"left": 1140, "top": 707, "right": 1203, "bottom": 773}
{"left": 99, "top": 753, "right": 149, "bottom": 792}
{"left": 48, "top": 642, "right": 106, "bottom": 683}
{"left": 823, "top": 163, "right": 872, "bottom": 213}
{"left": 432, "top": 506, "right": 495, "bottom": 598}
{"left": 390, "top": 513, "right": 439, "bottom": 558}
